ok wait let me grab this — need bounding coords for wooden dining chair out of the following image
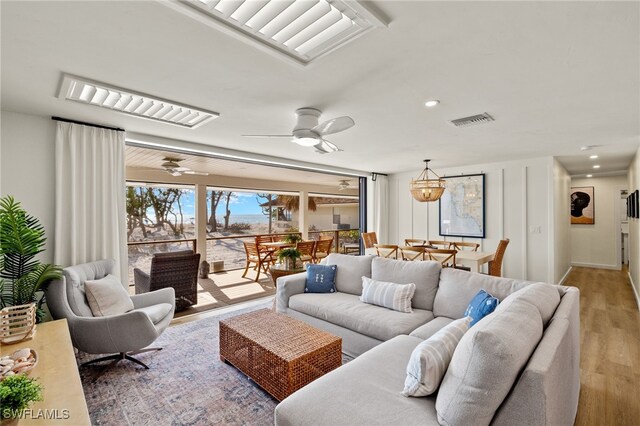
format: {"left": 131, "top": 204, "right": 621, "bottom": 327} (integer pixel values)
{"left": 451, "top": 241, "right": 480, "bottom": 251}
{"left": 428, "top": 240, "right": 452, "bottom": 249}
{"left": 255, "top": 235, "right": 277, "bottom": 266}
{"left": 374, "top": 244, "right": 399, "bottom": 259}
{"left": 487, "top": 239, "right": 510, "bottom": 277}
{"left": 404, "top": 239, "right": 427, "bottom": 247}
{"left": 296, "top": 240, "right": 316, "bottom": 264}
{"left": 313, "top": 238, "right": 333, "bottom": 263}
{"left": 242, "top": 242, "right": 274, "bottom": 281}
{"left": 425, "top": 248, "right": 458, "bottom": 267}
{"left": 399, "top": 245, "right": 426, "bottom": 261}
{"left": 362, "top": 232, "right": 378, "bottom": 248}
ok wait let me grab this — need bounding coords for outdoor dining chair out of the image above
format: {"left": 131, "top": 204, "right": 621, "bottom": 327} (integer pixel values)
{"left": 296, "top": 240, "right": 316, "bottom": 264}
{"left": 313, "top": 238, "right": 333, "bottom": 263}
{"left": 242, "top": 241, "right": 274, "bottom": 282}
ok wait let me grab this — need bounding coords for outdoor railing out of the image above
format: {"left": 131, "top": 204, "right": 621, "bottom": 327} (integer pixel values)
{"left": 127, "top": 229, "right": 360, "bottom": 282}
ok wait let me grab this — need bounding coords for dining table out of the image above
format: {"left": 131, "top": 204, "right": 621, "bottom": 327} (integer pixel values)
{"left": 260, "top": 241, "right": 295, "bottom": 250}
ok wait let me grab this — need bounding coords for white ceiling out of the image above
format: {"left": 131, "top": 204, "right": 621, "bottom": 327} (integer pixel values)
{"left": 1, "top": 1, "right": 639, "bottom": 176}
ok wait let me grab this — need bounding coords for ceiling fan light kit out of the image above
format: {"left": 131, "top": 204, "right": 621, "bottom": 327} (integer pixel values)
{"left": 410, "top": 159, "right": 446, "bottom": 202}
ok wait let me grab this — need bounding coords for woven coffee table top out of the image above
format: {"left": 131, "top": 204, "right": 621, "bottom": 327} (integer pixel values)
{"left": 220, "top": 309, "right": 341, "bottom": 361}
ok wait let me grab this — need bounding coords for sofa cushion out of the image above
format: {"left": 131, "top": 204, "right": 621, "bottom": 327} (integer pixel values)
{"left": 402, "top": 317, "right": 471, "bottom": 397}
{"left": 275, "top": 335, "right": 441, "bottom": 426}
{"left": 323, "top": 254, "right": 373, "bottom": 295}
{"left": 433, "top": 268, "right": 531, "bottom": 319}
{"left": 436, "top": 295, "right": 543, "bottom": 426}
{"left": 499, "top": 282, "right": 560, "bottom": 326}
{"left": 409, "top": 317, "right": 455, "bottom": 340}
{"left": 360, "top": 277, "right": 415, "bottom": 313}
{"left": 464, "top": 290, "right": 499, "bottom": 326}
{"left": 132, "top": 303, "right": 173, "bottom": 324}
{"left": 305, "top": 264, "right": 337, "bottom": 293}
{"left": 371, "top": 257, "right": 441, "bottom": 310}
{"left": 84, "top": 274, "right": 134, "bottom": 317}
{"left": 289, "top": 292, "right": 433, "bottom": 341}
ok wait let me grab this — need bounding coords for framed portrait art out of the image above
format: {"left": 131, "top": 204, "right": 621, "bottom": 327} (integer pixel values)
{"left": 571, "top": 186, "right": 594, "bottom": 224}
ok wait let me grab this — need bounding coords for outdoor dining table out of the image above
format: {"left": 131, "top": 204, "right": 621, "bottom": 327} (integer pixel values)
{"left": 261, "top": 241, "right": 295, "bottom": 249}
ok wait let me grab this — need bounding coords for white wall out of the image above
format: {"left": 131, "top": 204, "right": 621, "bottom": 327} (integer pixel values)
{"left": 570, "top": 175, "right": 628, "bottom": 270}
{"left": 553, "top": 159, "right": 572, "bottom": 283}
{"left": 0, "top": 110, "right": 56, "bottom": 263}
{"left": 389, "top": 157, "right": 560, "bottom": 283}
{"left": 628, "top": 147, "right": 640, "bottom": 307}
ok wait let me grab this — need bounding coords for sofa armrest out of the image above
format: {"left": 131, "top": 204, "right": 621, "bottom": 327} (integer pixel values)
{"left": 275, "top": 272, "right": 306, "bottom": 313}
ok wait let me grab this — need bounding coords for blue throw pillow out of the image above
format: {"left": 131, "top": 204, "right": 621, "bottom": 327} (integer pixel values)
{"left": 464, "top": 290, "right": 499, "bottom": 326}
{"left": 305, "top": 264, "right": 337, "bottom": 293}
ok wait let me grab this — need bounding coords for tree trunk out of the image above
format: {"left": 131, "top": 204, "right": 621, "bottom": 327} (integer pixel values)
{"left": 223, "top": 192, "right": 232, "bottom": 230}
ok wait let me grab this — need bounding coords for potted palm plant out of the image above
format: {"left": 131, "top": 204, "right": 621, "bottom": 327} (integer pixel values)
{"left": 277, "top": 248, "right": 301, "bottom": 270}
{"left": 0, "top": 196, "right": 61, "bottom": 323}
{"left": 283, "top": 233, "right": 302, "bottom": 245}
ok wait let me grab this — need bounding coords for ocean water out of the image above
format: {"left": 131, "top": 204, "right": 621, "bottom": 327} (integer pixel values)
{"left": 227, "top": 214, "right": 269, "bottom": 224}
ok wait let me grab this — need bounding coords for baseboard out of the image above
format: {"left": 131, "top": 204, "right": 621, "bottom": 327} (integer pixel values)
{"left": 570, "top": 262, "right": 621, "bottom": 271}
{"left": 629, "top": 272, "right": 640, "bottom": 311}
{"left": 558, "top": 266, "right": 573, "bottom": 285}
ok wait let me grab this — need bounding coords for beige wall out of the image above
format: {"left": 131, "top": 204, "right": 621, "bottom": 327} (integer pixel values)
{"left": 628, "top": 147, "right": 640, "bottom": 307}
{"left": 0, "top": 110, "right": 56, "bottom": 263}
{"left": 570, "top": 175, "right": 627, "bottom": 270}
{"left": 553, "top": 159, "right": 572, "bottom": 283}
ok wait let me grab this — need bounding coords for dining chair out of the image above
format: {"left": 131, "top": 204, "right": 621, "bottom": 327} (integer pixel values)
{"left": 425, "top": 248, "right": 458, "bottom": 267}
{"left": 428, "top": 240, "right": 452, "bottom": 249}
{"left": 404, "top": 238, "right": 427, "bottom": 247}
{"left": 296, "top": 240, "right": 316, "bottom": 264}
{"left": 399, "top": 245, "right": 426, "bottom": 261}
{"left": 487, "top": 239, "right": 510, "bottom": 277}
{"left": 313, "top": 238, "right": 333, "bottom": 263}
{"left": 242, "top": 241, "right": 274, "bottom": 281}
{"left": 374, "top": 244, "right": 399, "bottom": 259}
{"left": 255, "top": 235, "right": 277, "bottom": 264}
{"left": 362, "top": 232, "right": 378, "bottom": 255}
{"left": 451, "top": 241, "right": 480, "bottom": 251}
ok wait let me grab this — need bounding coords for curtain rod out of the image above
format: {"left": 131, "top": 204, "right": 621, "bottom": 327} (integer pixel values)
{"left": 51, "top": 116, "right": 125, "bottom": 132}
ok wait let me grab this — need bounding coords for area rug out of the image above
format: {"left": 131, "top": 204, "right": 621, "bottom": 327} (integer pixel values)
{"left": 78, "top": 302, "right": 279, "bottom": 426}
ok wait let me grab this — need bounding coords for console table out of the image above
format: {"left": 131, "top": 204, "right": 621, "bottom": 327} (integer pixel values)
{"left": 0, "top": 319, "right": 90, "bottom": 425}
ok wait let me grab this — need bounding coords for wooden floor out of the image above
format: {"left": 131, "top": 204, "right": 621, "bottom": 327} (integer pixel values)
{"left": 566, "top": 266, "right": 640, "bottom": 425}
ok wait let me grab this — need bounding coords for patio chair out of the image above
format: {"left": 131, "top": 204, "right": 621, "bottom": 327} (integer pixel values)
{"left": 313, "top": 238, "right": 333, "bottom": 263}
{"left": 374, "top": 244, "right": 398, "bottom": 259}
{"left": 399, "top": 245, "right": 426, "bottom": 261}
{"left": 134, "top": 250, "right": 200, "bottom": 311}
{"left": 296, "top": 240, "right": 316, "bottom": 264}
{"left": 242, "top": 241, "right": 273, "bottom": 282}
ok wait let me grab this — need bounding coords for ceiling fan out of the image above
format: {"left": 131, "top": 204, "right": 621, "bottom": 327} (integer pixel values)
{"left": 242, "top": 108, "right": 354, "bottom": 154}
{"left": 156, "top": 157, "right": 209, "bottom": 177}
{"left": 338, "top": 180, "right": 353, "bottom": 191}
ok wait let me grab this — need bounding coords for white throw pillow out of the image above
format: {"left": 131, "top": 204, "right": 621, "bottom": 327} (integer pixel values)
{"left": 402, "top": 317, "right": 472, "bottom": 397}
{"left": 360, "top": 276, "right": 415, "bottom": 313}
{"left": 84, "top": 274, "right": 134, "bottom": 317}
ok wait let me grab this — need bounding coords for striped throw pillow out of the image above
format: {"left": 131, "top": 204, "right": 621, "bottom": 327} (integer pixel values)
{"left": 360, "top": 276, "right": 416, "bottom": 313}
{"left": 402, "top": 316, "right": 472, "bottom": 397}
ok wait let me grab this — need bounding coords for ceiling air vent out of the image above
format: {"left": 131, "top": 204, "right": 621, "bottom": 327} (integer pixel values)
{"left": 163, "top": 0, "right": 388, "bottom": 66}
{"left": 57, "top": 74, "right": 219, "bottom": 129}
{"left": 450, "top": 113, "right": 494, "bottom": 128}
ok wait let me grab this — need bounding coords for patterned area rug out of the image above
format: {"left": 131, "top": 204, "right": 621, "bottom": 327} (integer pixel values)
{"left": 78, "top": 302, "right": 279, "bottom": 426}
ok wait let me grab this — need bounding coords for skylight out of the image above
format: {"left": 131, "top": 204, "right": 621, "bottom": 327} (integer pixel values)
{"left": 164, "top": 0, "right": 387, "bottom": 65}
{"left": 57, "top": 74, "right": 219, "bottom": 129}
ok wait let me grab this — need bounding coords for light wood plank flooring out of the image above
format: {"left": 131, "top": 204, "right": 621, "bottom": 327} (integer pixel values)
{"left": 566, "top": 267, "right": 640, "bottom": 425}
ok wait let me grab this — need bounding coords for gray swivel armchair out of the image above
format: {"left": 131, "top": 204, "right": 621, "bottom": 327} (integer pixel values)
{"left": 45, "top": 259, "right": 175, "bottom": 369}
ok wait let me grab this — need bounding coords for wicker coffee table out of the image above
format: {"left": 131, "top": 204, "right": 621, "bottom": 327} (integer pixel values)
{"left": 219, "top": 309, "right": 342, "bottom": 401}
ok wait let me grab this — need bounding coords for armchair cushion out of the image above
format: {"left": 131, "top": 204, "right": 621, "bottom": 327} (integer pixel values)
{"left": 85, "top": 274, "right": 134, "bottom": 317}
{"left": 133, "top": 303, "right": 173, "bottom": 324}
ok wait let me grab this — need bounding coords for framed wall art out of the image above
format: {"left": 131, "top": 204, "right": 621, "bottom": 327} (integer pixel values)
{"left": 571, "top": 186, "right": 595, "bottom": 224}
{"left": 439, "top": 173, "right": 485, "bottom": 238}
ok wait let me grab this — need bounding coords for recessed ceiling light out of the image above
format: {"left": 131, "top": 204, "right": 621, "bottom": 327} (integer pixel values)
{"left": 589, "top": 155, "right": 598, "bottom": 159}
{"left": 586, "top": 174, "right": 593, "bottom": 178}
{"left": 424, "top": 100, "right": 440, "bottom": 108}
{"left": 593, "top": 165, "right": 601, "bottom": 169}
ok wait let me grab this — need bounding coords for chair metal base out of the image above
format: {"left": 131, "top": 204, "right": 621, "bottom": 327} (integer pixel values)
{"left": 81, "top": 347, "right": 162, "bottom": 369}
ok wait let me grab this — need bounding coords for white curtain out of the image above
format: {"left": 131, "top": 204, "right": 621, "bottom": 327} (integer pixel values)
{"left": 372, "top": 175, "right": 389, "bottom": 244}
{"left": 54, "top": 122, "right": 128, "bottom": 283}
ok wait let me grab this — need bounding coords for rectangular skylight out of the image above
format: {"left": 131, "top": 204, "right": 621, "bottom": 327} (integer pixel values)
{"left": 57, "top": 74, "right": 219, "bottom": 129}
{"left": 164, "top": 0, "right": 387, "bottom": 65}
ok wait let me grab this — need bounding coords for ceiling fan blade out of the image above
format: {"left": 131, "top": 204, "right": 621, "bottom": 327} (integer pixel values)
{"left": 167, "top": 170, "right": 182, "bottom": 177}
{"left": 241, "top": 134, "right": 293, "bottom": 138}
{"left": 183, "top": 171, "right": 209, "bottom": 176}
{"left": 312, "top": 116, "right": 354, "bottom": 136}
{"left": 314, "top": 139, "right": 341, "bottom": 154}
{"left": 174, "top": 166, "right": 190, "bottom": 172}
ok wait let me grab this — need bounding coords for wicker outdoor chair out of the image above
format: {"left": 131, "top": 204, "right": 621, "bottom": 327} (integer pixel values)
{"left": 134, "top": 250, "right": 201, "bottom": 311}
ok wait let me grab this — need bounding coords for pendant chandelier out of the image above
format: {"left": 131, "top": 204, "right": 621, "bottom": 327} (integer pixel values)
{"left": 410, "top": 159, "right": 446, "bottom": 202}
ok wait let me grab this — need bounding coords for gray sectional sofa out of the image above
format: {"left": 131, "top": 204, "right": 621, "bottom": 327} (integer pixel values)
{"left": 274, "top": 254, "right": 580, "bottom": 426}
